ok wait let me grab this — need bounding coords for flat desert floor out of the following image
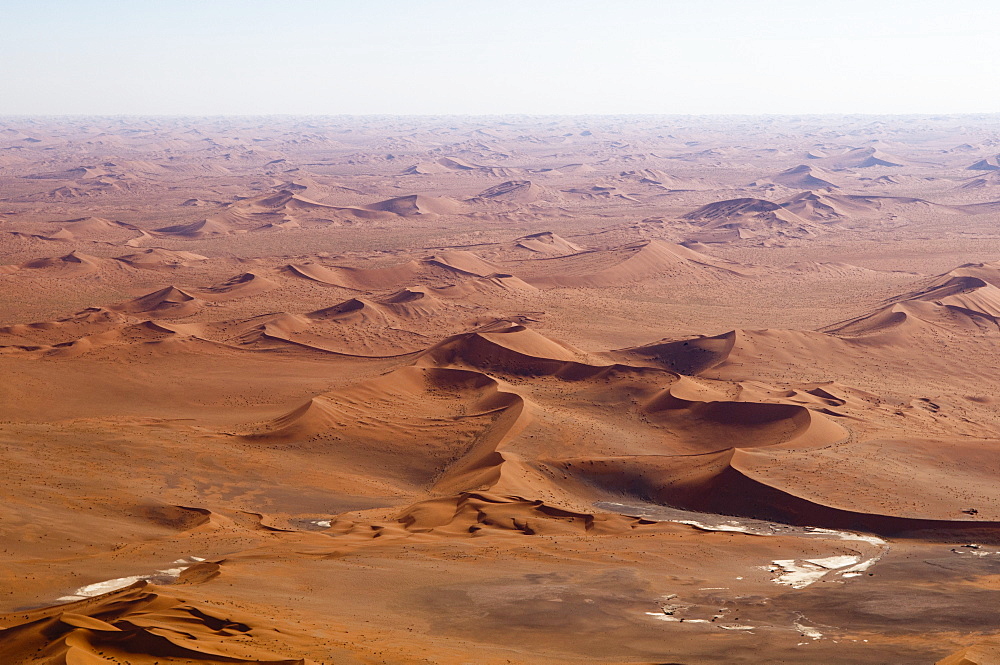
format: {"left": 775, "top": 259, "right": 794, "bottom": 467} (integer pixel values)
{"left": 3, "top": 115, "right": 1000, "bottom": 664}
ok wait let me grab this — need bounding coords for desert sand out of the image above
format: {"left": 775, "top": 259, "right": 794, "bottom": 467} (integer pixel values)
{"left": 3, "top": 114, "right": 1000, "bottom": 663}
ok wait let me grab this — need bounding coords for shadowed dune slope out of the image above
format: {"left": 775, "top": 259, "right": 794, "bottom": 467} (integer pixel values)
{"left": 365, "top": 194, "right": 464, "bottom": 216}
{"left": 769, "top": 164, "right": 845, "bottom": 189}
{"left": 683, "top": 198, "right": 824, "bottom": 239}
{"left": 0, "top": 583, "right": 309, "bottom": 665}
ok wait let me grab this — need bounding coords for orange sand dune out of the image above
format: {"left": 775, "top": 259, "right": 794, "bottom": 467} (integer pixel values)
{"left": 617, "top": 168, "right": 713, "bottom": 190}
{"left": 939, "top": 641, "right": 1000, "bottom": 665}
{"left": 278, "top": 176, "right": 362, "bottom": 200}
{"left": 282, "top": 250, "right": 500, "bottom": 290}
{"left": 282, "top": 259, "right": 433, "bottom": 289}
{"left": 37, "top": 216, "right": 137, "bottom": 241}
{"left": 195, "top": 272, "right": 278, "bottom": 300}
{"left": 626, "top": 328, "right": 849, "bottom": 376}
{"left": 0, "top": 307, "right": 127, "bottom": 349}
{"left": 156, "top": 216, "right": 233, "bottom": 238}
{"left": 115, "top": 247, "right": 209, "bottom": 269}
{"left": 330, "top": 491, "right": 663, "bottom": 538}
{"left": 7, "top": 116, "right": 1000, "bottom": 665}
{"left": 417, "top": 322, "right": 595, "bottom": 371}
{"left": 403, "top": 156, "right": 521, "bottom": 177}
{"left": 426, "top": 272, "right": 537, "bottom": 295}
{"left": 514, "top": 231, "right": 583, "bottom": 255}
{"left": 824, "top": 146, "right": 907, "bottom": 168}
{"left": 310, "top": 287, "right": 447, "bottom": 322}
{"left": 0, "top": 317, "right": 219, "bottom": 358}
{"left": 203, "top": 287, "right": 503, "bottom": 357}
{"left": 248, "top": 320, "right": 1000, "bottom": 532}
{"left": 0, "top": 582, "right": 309, "bottom": 665}
{"left": 247, "top": 365, "right": 524, "bottom": 493}
{"left": 112, "top": 285, "right": 203, "bottom": 317}
{"left": 948, "top": 260, "right": 1000, "bottom": 286}
{"left": 473, "top": 180, "right": 559, "bottom": 204}
{"left": 16, "top": 250, "right": 116, "bottom": 276}
{"left": 157, "top": 190, "right": 356, "bottom": 236}
{"left": 365, "top": 193, "right": 464, "bottom": 216}
{"left": 405, "top": 156, "right": 479, "bottom": 174}
{"left": 767, "top": 163, "right": 847, "bottom": 189}
{"left": 522, "top": 239, "right": 750, "bottom": 288}
{"left": 829, "top": 274, "right": 1000, "bottom": 337}
{"left": 683, "top": 197, "right": 823, "bottom": 239}
{"left": 778, "top": 191, "right": 881, "bottom": 221}
{"left": 685, "top": 191, "right": 959, "bottom": 239}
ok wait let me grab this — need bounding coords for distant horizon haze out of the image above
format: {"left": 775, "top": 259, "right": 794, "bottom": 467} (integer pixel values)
{"left": 2, "top": 0, "right": 999, "bottom": 115}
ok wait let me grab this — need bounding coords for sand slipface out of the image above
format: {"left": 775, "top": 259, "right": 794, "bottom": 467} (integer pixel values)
{"left": 5, "top": 115, "right": 1000, "bottom": 664}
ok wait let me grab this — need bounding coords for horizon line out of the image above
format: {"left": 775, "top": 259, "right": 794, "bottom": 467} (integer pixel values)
{"left": 3, "top": 112, "right": 1000, "bottom": 119}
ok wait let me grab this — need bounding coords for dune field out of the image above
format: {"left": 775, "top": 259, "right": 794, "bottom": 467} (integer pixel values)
{"left": 4, "top": 114, "right": 1000, "bottom": 663}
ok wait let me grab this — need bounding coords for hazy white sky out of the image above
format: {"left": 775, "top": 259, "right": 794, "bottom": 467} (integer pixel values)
{"left": 2, "top": 0, "right": 999, "bottom": 115}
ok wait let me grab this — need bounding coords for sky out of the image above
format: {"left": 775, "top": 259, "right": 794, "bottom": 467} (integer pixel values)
{"left": 2, "top": 0, "right": 999, "bottom": 115}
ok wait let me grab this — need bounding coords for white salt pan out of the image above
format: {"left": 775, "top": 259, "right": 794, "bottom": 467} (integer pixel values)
{"left": 56, "top": 556, "right": 205, "bottom": 603}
